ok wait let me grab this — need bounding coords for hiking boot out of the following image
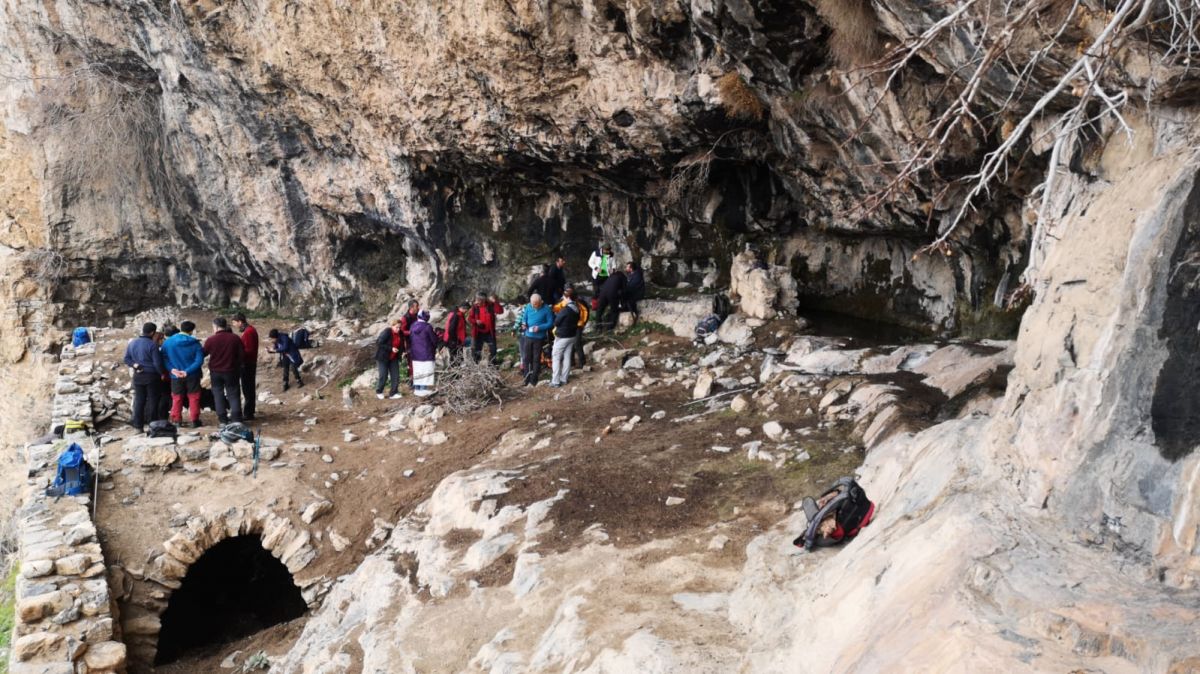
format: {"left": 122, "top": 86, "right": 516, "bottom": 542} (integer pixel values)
{"left": 192, "top": 420, "right": 202, "bottom": 429}
{"left": 283, "top": 383, "right": 290, "bottom": 392}
{"left": 297, "top": 379, "right": 305, "bottom": 387}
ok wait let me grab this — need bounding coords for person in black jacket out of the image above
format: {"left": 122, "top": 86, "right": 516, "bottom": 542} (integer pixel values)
{"left": 374, "top": 318, "right": 404, "bottom": 399}
{"left": 550, "top": 297, "right": 580, "bottom": 387}
{"left": 549, "top": 257, "right": 567, "bottom": 302}
{"left": 527, "top": 265, "right": 556, "bottom": 303}
{"left": 622, "top": 261, "right": 646, "bottom": 325}
{"left": 594, "top": 270, "right": 626, "bottom": 333}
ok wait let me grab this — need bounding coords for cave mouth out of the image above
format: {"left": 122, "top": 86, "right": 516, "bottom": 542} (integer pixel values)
{"left": 154, "top": 534, "right": 307, "bottom": 666}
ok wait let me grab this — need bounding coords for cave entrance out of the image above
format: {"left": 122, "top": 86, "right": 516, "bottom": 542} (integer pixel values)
{"left": 154, "top": 535, "right": 307, "bottom": 666}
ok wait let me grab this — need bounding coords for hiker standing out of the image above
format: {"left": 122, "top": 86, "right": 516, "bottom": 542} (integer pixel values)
{"left": 123, "top": 322, "right": 167, "bottom": 433}
{"left": 232, "top": 313, "right": 259, "bottom": 421}
{"left": 163, "top": 320, "right": 205, "bottom": 428}
{"left": 267, "top": 328, "right": 304, "bottom": 391}
{"left": 554, "top": 285, "right": 589, "bottom": 368}
{"left": 374, "top": 318, "right": 404, "bottom": 399}
{"left": 622, "top": 261, "right": 645, "bottom": 326}
{"left": 550, "top": 295, "right": 580, "bottom": 388}
{"left": 204, "top": 317, "right": 244, "bottom": 425}
{"left": 152, "top": 329, "right": 173, "bottom": 421}
{"left": 443, "top": 303, "right": 468, "bottom": 366}
{"left": 550, "top": 256, "right": 567, "bottom": 302}
{"left": 527, "top": 265, "right": 557, "bottom": 304}
{"left": 410, "top": 311, "right": 438, "bottom": 397}
{"left": 588, "top": 243, "right": 615, "bottom": 295}
{"left": 594, "top": 270, "right": 627, "bottom": 333}
{"left": 520, "top": 294, "right": 553, "bottom": 386}
{"left": 469, "top": 293, "right": 504, "bottom": 365}
{"left": 399, "top": 300, "right": 420, "bottom": 388}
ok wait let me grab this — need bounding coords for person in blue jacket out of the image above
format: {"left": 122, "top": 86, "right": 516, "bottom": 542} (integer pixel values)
{"left": 162, "top": 320, "right": 205, "bottom": 428}
{"left": 123, "top": 322, "right": 167, "bottom": 432}
{"left": 268, "top": 329, "right": 305, "bottom": 391}
{"left": 520, "top": 294, "right": 554, "bottom": 386}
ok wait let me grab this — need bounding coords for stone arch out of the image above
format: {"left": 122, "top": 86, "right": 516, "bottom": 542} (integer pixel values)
{"left": 120, "top": 507, "right": 331, "bottom": 671}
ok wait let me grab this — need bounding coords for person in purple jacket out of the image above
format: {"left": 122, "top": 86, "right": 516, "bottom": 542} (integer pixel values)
{"left": 410, "top": 310, "right": 439, "bottom": 397}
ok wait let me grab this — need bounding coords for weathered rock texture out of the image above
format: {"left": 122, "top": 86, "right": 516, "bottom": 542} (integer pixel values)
{"left": 0, "top": 0, "right": 1043, "bottom": 358}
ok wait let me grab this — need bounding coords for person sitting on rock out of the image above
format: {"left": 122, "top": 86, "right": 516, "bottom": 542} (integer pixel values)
{"left": 374, "top": 318, "right": 405, "bottom": 399}
{"left": 595, "top": 269, "right": 627, "bottom": 333}
{"left": 399, "top": 300, "right": 421, "bottom": 388}
{"left": 520, "top": 293, "right": 554, "bottom": 386}
{"left": 622, "top": 261, "right": 645, "bottom": 325}
{"left": 443, "top": 302, "right": 469, "bottom": 366}
{"left": 588, "top": 243, "right": 615, "bottom": 295}
{"left": 203, "top": 317, "right": 244, "bottom": 426}
{"left": 124, "top": 321, "right": 167, "bottom": 433}
{"left": 163, "top": 320, "right": 205, "bottom": 428}
{"left": 468, "top": 292, "right": 504, "bottom": 365}
{"left": 267, "top": 328, "right": 304, "bottom": 391}
{"left": 410, "top": 310, "right": 438, "bottom": 397}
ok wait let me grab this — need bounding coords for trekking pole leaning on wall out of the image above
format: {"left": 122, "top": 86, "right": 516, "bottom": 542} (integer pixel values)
{"left": 90, "top": 432, "right": 101, "bottom": 519}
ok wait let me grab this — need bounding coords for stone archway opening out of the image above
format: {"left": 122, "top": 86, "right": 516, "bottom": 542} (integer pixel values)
{"left": 153, "top": 534, "right": 307, "bottom": 666}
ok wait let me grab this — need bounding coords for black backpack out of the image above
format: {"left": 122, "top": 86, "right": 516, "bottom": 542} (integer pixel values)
{"left": 292, "top": 328, "right": 314, "bottom": 349}
{"left": 712, "top": 293, "right": 733, "bottom": 318}
{"left": 793, "top": 477, "right": 875, "bottom": 551}
{"left": 148, "top": 420, "right": 178, "bottom": 438}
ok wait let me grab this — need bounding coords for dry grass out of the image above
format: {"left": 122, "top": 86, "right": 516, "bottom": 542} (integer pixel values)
{"left": 715, "top": 72, "right": 765, "bottom": 121}
{"left": 814, "top": 0, "right": 882, "bottom": 67}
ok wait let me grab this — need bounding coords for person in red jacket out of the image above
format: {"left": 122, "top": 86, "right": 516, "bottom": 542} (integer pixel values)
{"left": 443, "top": 302, "right": 469, "bottom": 366}
{"left": 398, "top": 300, "right": 420, "bottom": 387}
{"left": 203, "top": 317, "right": 244, "bottom": 425}
{"left": 468, "top": 292, "right": 504, "bottom": 365}
{"left": 232, "top": 313, "right": 259, "bottom": 421}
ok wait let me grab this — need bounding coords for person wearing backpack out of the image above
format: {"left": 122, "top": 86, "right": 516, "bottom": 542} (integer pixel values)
{"left": 232, "top": 313, "right": 260, "bottom": 422}
{"left": 204, "top": 317, "right": 244, "bottom": 425}
{"left": 520, "top": 294, "right": 553, "bottom": 386}
{"left": 410, "top": 311, "right": 438, "bottom": 396}
{"left": 588, "top": 243, "right": 615, "bottom": 295}
{"left": 553, "top": 285, "right": 589, "bottom": 369}
{"left": 163, "top": 320, "right": 206, "bottom": 428}
{"left": 374, "top": 318, "right": 405, "bottom": 399}
{"left": 469, "top": 293, "right": 504, "bottom": 365}
{"left": 443, "top": 303, "right": 468, "bottom": 366}
{"left": 267, "top": 328, "right": 305, "bottom": 391}
{"left": 123, "top": 322, "right": 167, "bottom": 433}
{"left": 594, "top": 270, "right": 627, "bottom": 333}
{"left": 550, "top": 295, "right": 580, "bottom": 387}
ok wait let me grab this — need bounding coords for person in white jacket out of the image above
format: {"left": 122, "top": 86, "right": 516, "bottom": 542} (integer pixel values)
{"left": 587, "top": 243, "right": 615, "bottom": 294}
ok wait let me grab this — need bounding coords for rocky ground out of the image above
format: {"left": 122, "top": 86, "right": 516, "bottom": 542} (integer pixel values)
{"left": 26, "top": 299, "right": 1012, "bottom": 672}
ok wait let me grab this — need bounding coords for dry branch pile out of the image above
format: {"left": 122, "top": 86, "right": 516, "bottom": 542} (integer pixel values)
{"left": 436, "top": 360, "right": 507, "bottom": 414}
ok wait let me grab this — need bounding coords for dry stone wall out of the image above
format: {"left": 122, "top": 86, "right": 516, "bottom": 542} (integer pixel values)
{"left": 8, "top": 341, "right": 126, "bottom": 674}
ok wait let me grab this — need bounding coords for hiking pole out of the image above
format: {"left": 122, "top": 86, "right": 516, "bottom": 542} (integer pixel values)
{"left": 89, "top": 431, "right": 101, "bottom": 520}
{"left": 253, "top": 428, "right": 261, "bottom": 479}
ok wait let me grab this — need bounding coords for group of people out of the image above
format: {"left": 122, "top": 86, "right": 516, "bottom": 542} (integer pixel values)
{"left": 372, "top": 293, "right": 506, "bottom": 398}
{"left": 122, "top": 313, "right": 305, "bottom": 432}
{"left": 371, "top": 242, "right": 646, "bottom": 396}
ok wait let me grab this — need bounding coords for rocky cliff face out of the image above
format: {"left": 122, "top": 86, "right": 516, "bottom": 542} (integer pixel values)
{"left": 0, "top": 0, "right": 1037, "bottom": 360}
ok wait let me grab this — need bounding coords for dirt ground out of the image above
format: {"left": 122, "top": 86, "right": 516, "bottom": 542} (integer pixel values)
{"left": 86, "top": 314, "right": 877, "bottom": 672}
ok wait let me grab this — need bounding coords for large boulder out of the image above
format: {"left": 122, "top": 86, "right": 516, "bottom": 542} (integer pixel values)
{"left": 730, "top": 251, "right": 799, "bottom": 320}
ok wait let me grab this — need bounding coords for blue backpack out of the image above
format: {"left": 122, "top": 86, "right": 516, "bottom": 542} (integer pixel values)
{"left": 71, "top": 327, "right": 91, "bottom": 347}
{"left": 47, "top": 443, "right": 93, "bottom": 497}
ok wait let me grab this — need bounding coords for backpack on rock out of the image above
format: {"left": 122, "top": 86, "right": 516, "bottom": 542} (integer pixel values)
{"left": 46, "top": 443, "right": 94, "bottom": 498}
{"left": 793, "top": 477, "right": 875, "bottom": 551}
